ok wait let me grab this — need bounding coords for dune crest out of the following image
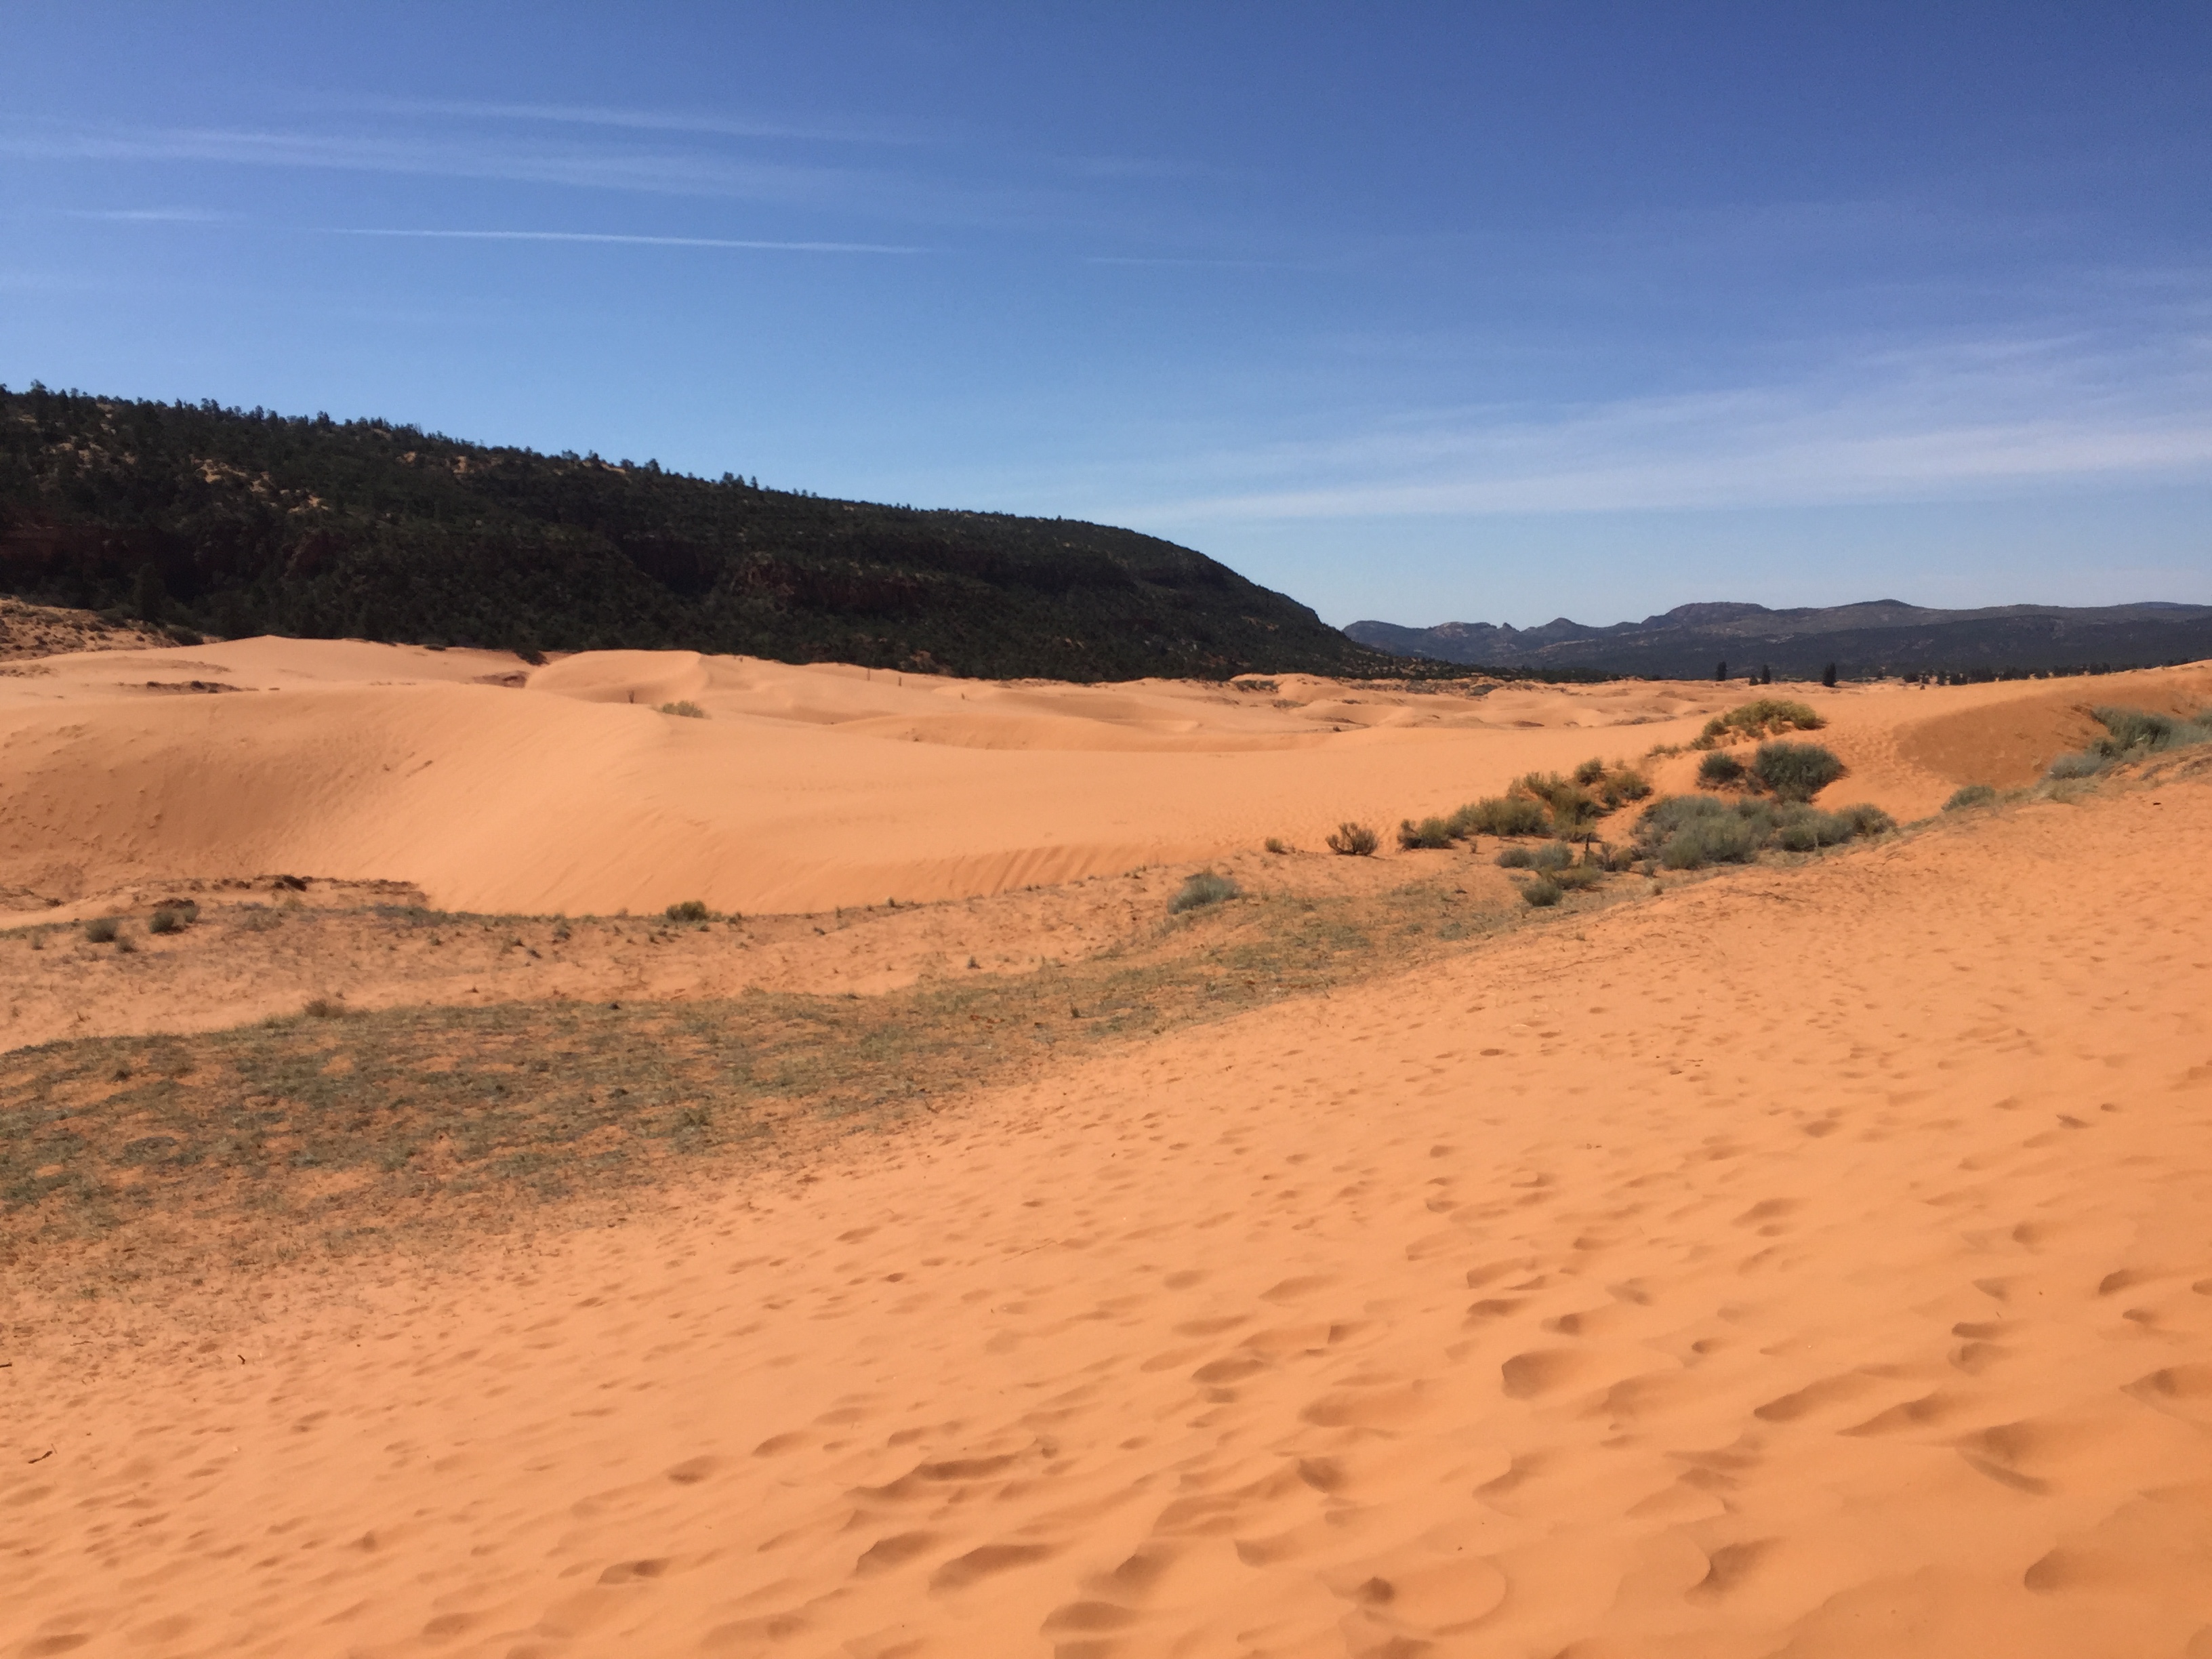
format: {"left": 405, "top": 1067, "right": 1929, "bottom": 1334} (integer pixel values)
{"left": 5, "top": 638, "right": 2201, "bottom": 916}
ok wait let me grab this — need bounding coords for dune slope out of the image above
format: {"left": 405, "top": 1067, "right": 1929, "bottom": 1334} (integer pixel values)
{"left": 5, "top": 636, "right": 2204, "bottom": 918}
{"left": 5, "top": 761, "right": 2209, "bottom": 1657}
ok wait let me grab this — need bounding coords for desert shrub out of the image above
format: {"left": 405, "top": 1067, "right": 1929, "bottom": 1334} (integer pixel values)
{"left": 1498, "top": 840, "right": 1570, "bottom": 870}
{"left": 1169, "top": 870, "right": 1241, "bottom": 914}
{"left": 2045, "top": 750, "right": 2107, "bottom": 780}
{"left": 302, "top": 996, "right": 346, "bottom": 1019}
{"left": 1697, "top": 750, "right": 1746, "bottom": 788}
{"left": 657, "top": 701, "right": 707, "bottom": 718}
{"left": 1573, "top": 757, "right": 1607, "bottom": 786}
{"left": 1659, "top": 815, "right": 1761, "bottom": 869}
{"left": 148, "top": 907, "right": 184, "bottom": 935}
{"left": 665, "top": 899, "right": 711, "bottom": 923}
{"left": 1750, "top": 740, "right": 1845, "bottom": 801}
{"left": 1549, "top": 864, "right": 1604, "bottom": 891}
{"left": 1599, "top": 766, "right": 1652, "bottom": 806}
{"left": 1832, "top": 802, "right": 1895, "bottom": 837}
{"left": 1397, "top": 816, "right": 1457, "bottom": 851}
{"left": 1944, "top": 784, "right": 1997, "bottom": 811}
{"left": 1263, "top": 836, "right": 1291, "bottom": 855}
{"left": 1635, "top": 793, "right": 1732, "bottom": 842}
{"left": 1521, "top": 878, "right": 1563, "bottom": 907}
{"left": 1694, "top": 698, "right": 1826, "bottom": 747}
{"left": 1450, "top": 794, "right": 1550, "bottom": 838}
{"left": 1514, "top": 771, "right": 1605, "bottom": 833}
{"left": 84, "top": 916, "right": 119, "bottom": 943}
{"left": 1326, "top": 821, "right": 1380, "bottom": 857}
{"left": 2087, "top": 704, "right": 2212, "bottom": 758}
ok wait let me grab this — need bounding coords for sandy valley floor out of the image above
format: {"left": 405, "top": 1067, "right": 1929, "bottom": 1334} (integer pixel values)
{"left": 3, "top": 638, "right": 2211, "bottom": 1658}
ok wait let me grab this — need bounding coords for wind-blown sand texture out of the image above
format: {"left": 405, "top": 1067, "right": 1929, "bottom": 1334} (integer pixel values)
{"left": 9, "top": 638, "right": 2203, "bottom": 919}
{"left": 4, "top": 642, "right": 2211, "bottom": 1657}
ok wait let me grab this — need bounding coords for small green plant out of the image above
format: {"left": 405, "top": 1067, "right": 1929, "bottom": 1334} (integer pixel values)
{"left": 1694, "top": 698, "right": 1826, "bottom": 747}
{"left": 1326, "top": 821, "right": 1380, "bottom": 857}
{"left": 1833, "top": 802, "right": 1896, "bottom": 837}
{"left": 1944, "top": 784, "right": 1997, "bottom": 811}
{"left": 2045, "top": 750, "right": 2106, "bottom": 780}
{"left": 1397, "top": 816, "right": 1456, "bottom": 850}
{"left": 1749, "top": 740, "right": 1845, "bottom": 802}
{"left": 83, "top": 916, "right": 119, "bottom": 943}
{"left": 1513, "top": 771, "right": 1605, "bottom": 833}
{"left": 1521, "top": 878, "right": 1563, "bottom": 908}
{"left": 2045, "top": 705, "right": 2212, "bottom": 778}
{"left": 1496, "top": 840, "right": 1572, "bottom": 870}
{"left": 665, "top": 900, "right": 712, "bottom": 924}
{"left": 1449, "top": 795, "right": 1550, "bottom": 838}
{"left": 1549, "top": 864, "right": 1605, "bottom": 892}
{"left": 1263, "top": 836, "right": 1292, "bottom": 855}
{"left": 1697, "top": 750, "right": 1746, "bottom": 789}
{"left": 657, "top": 701, "right": 708, "bottom": 719}
{"left": 1168, "top": 870, "right": 1241, "bottom": 914}
{"left": 148, "top": 899, "right": 199, "bottom": 935}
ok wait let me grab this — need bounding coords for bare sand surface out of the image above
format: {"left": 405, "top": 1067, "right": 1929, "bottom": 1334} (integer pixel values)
{"left": 5, "top": 740, "right": 2211, "bottom": 1656}
{"left": 8, "top": 636, "right": 2203, "bottom": 917}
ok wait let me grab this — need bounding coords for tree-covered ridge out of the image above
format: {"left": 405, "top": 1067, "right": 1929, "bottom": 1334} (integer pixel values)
{"left": 0, "top": 384, "right": 1398, "bottom": 680}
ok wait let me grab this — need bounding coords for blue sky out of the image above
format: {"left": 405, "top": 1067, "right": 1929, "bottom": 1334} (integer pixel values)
{"left": 4, "top": 3, "right": 2209, "bottom": 628}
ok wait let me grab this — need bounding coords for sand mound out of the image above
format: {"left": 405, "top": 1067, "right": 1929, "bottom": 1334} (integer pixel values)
{"left": 5, "top": 638, "right": 2204, "bottom": 917}
{"left": 5, "top": 754, "right": 2210, "bottom": 1656}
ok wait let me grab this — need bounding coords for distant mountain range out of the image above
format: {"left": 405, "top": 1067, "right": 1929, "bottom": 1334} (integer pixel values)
{"left": 1345, "top": 600, "right": 2212, "bottom": 680}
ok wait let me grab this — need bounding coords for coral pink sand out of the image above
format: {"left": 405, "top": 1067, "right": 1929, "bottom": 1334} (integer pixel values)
{"left": 6, "top": 753, "right": 2210, "bottom": 1656}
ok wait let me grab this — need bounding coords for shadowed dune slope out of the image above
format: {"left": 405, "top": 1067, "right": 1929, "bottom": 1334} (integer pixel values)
{"left": 5, "top": 636, "right": 2205, "bottom": 916}
{"left": 5, "top": 764, "right": 2211, "bottom": 1656}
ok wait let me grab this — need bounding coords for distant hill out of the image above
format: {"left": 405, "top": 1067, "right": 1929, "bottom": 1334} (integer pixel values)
{"left": 0, "top": 384, "right": 1401, "bottom": 682}
{"left": 1347, "top": 600, "right": 2212, "bottom": 680}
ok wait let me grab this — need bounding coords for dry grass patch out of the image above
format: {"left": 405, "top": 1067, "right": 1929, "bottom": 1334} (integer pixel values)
{"left": 1, "top": 879, "right": 1509, "bottom": 1298}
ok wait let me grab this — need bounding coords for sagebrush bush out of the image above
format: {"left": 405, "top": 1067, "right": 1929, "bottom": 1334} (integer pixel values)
{"left": 1397, "top": 816, "right": 1456, "bottom": 850}
{"left": 1694, "top": 698, "right": 1826, "bottom": 747}
{"left": 2045, "top": 750, "right": 2106, "bottom": 780}
{"left": 1169, "top": 870, "right": 1241, "bottom": 914}
{"left": 1497, "top": 840, "right": 1571, "bottom": 870}
{"left": 1263, "top": 836, "right": 1291, "bottom": 855}
{"left": 84, "top": 916, "right": 119, "bottom": 943}
{"left": 1549, "top": 864, "right": 1604, "bottom": 891}
{"left": 148, "top": 907, "right": 184, "bottom": 935}
{"left": 665, "top": 899, "right": 711, "bottom": 923}
{"left": 1660, "top": 815, "right": 1761, "bottom": 869}
{"left": 1450, "top": 795, "right": 1551, "bottom": 838}
{"left": 1833, "top": 802, "right": 1896, "bottom": 837}
{"left": 1599, "top": 766, "right": 1652, "bottom": 806}
{"left": 1750, "top": 740, "right": 1845, "bottom": 801}
{"left": 1326, "top": 821, "right": 1380, "bottom": 857}
{"left": 1944, "top": 784, "right": 1997, "bottom": 811}
{"left": 1521, "top": 877, "right": 1563, "bottom": 907}
{"left": 657, "top": 701, "right": 708, "bottom": 718}
{"left": 1514, "top": 771, "right": 1605, "bottom": 832}
{"left": 302, "top": 996, "right": 346, "bottom": 1019}
{"left": 1698, "top": 750, "right": 1746, "bottom": 788}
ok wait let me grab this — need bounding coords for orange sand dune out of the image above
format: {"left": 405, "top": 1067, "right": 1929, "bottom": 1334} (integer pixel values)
{"left": 4, "top": 637, "right": 2204, "bottom": 916}
{"left": 6, "top": 765, "right": 2210, "bottom": 1657}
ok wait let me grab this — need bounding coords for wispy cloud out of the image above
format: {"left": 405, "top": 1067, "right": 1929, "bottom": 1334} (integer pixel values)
{"left": 0, "top": 116, "right": 1070, "bottom": 230}
{"left": 1084, "top": 254, "right": 1306, "bottom": 269}
{"left": 321, "top": 94, "right": 920, "bottom": 148}
{"left": 1112, "top": 331, "right": 2212, "bottom": 520}
{"left": 65, "top": 206, "right": 237, "bottom": 222}
{"left": 327, "top": 228, "right": 926, "bottom": 253}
